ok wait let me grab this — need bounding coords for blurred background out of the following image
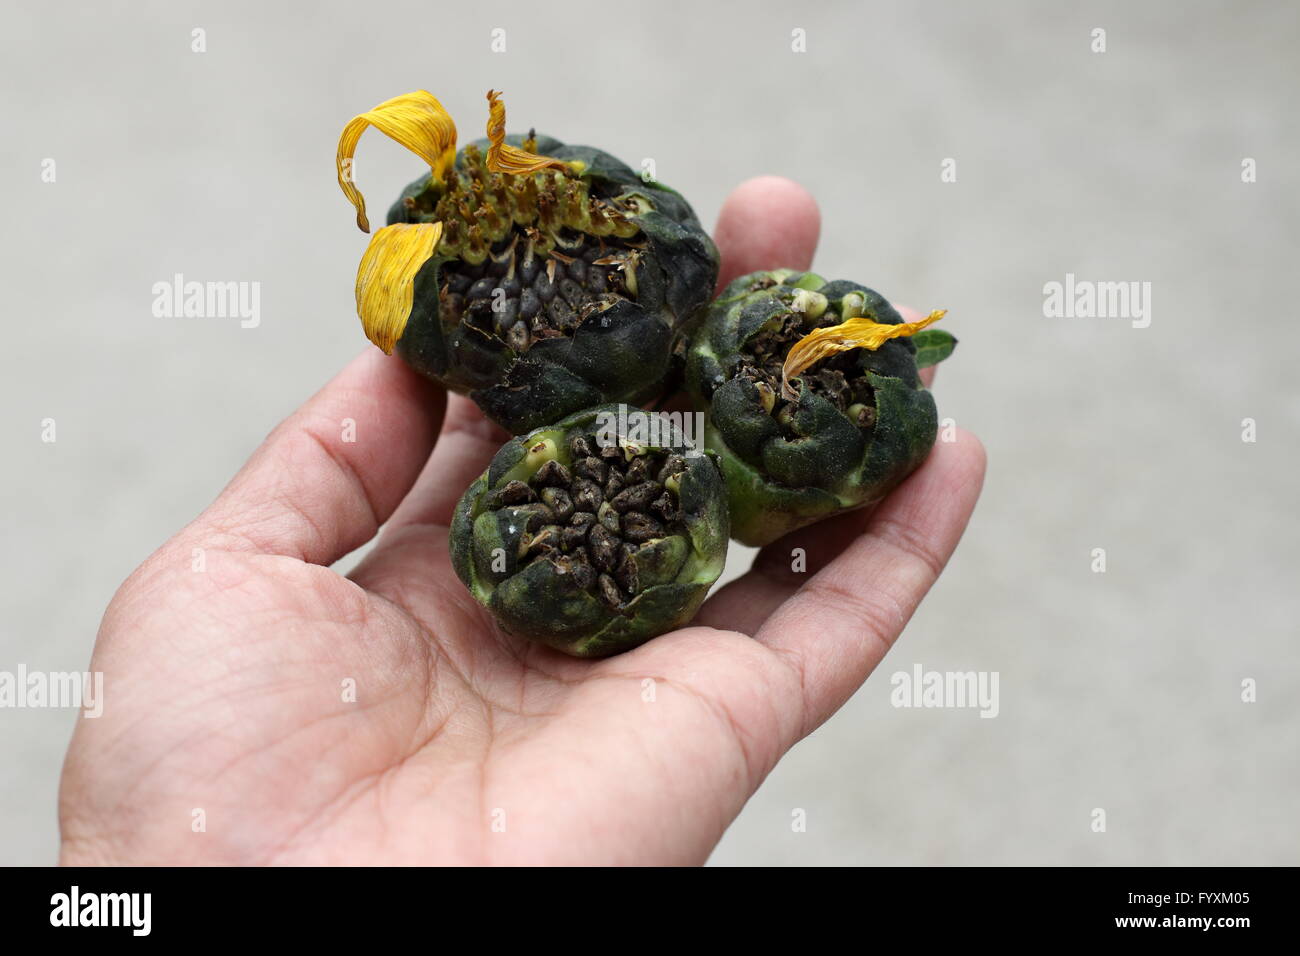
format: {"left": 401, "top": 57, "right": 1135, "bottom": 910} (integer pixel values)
{"left": 2, "top": 0, "right": 1297, "bottom": 865}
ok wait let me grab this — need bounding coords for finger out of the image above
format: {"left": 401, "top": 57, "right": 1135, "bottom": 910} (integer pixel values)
{"left": 345, "top": 395, "right": 506, "bottom": 614}
{"left": 189, "top": 349, "right": 446, "bottom": 565}
{"left": 374, "top": 392, "right": 511, "bottom": 537}
{"left": 713, "top": 176, "right": 821, "bottom": 290}
{"left": 346, "top": 395, "right": 515, "bottom": 616}
{"left": 695, "top": 501, "right": 885, "bottom": 635}
{"left": 753, "top": 430, "right": 985, "bottom": 737}
{"left": 700, "top": 430, "right": 979, "bottom": 670}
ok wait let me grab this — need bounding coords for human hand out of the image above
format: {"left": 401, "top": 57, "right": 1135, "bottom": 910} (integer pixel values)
{"left": 59, "top": 177, "right": 986, "bottom": 865}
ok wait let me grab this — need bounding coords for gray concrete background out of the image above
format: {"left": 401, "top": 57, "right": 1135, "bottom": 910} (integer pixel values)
{"left": 2, "top": 0, "right": 1297, "bottom": 865}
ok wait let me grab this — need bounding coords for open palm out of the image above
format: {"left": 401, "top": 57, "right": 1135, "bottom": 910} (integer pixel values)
{"left": 59, "top": 178, "right": 986, "bottom": 865}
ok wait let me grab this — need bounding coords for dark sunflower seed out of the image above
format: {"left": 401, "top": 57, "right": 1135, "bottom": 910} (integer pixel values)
{"left": 558, "top": 278, "right": 584, "bottom": 309}
{"left": 598, "top": 501, "right": 621, "bottom": 534}
{"left": 505, "top": 321, "right": 529, "bottom": 352}
{"left": 571, "top": 560, "right": 596, "bottom": 591}
{"left": 561, "top": 524, "right": 587, "bottom": 551}
{"left": 621, "top": 512, "right": 664, "bottom": 543}
{"left": 519, "top": 288, "right": 541, "bottom": 320}
{"left": 611, "top": 481, "right": 659, "bottom": 514}
{"left": 572, "top": 478, "right": 603, "bottom": 513}
{"left": 532, "top": 459, "right": 572, "bottom": 487}
{"left": 615, "top": 550, "right": 639, "bottom": 595}
{"left": 598, "top": 573, "right": 623, "bottom": 609}
{"left": 498, "top": 480, "right": 535, "bottom": 505}
{"left": 547, "top": 296, "right": 577, "bottom": 330}
{"left": 656, "top": 455, "right": 686, "bottom": 484}
{"left": 534, "top": 272, "right": 557, "bottom": 302}
{"left": 442, "top": 292, "right": 466, "bottom": 319}
{"left": 650, "top": 492, "right": 678, "bottom": 522}
{"left": 574, "top": 456, "right": 607, "bottom": 483}
{"left": 588, "top": 524, "right": 619, "bottom": 573}
{"left": 539, "top": 487, "right": 574, "bottom": 523}
{"left": 493, "top": 302, "right": 517, "bottom": 335}
{"left": 625, "top": 457, "right": 649, "bottom": 485}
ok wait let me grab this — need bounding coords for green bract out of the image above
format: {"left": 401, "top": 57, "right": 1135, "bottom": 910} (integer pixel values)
{"left": 450, "top": 404, "right": 730, "bottom": 657}
{"left": 387, "top": 137, "right": 719, "bottom": 434}
{"left": 686, "top": 269, "right": 957, "bottom": 546}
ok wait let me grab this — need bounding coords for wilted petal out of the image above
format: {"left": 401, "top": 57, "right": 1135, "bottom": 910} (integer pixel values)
{"left": 354, "top": 222, "right": 443, "bottom": 353}
{"left": 337, "top": 91, "right": 458, "bottom": 232}
{"left": 484, "top": 90, "right": 583, "bottom": 176}
{"left": 782, "top": 309, "right": 946, "bottom": 399}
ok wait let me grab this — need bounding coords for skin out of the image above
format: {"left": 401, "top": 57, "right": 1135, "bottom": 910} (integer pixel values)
{"left": 59, "top": 177, "right": 987, "bottom": 865}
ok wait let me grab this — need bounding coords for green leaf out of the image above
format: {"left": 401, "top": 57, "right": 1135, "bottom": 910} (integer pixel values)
{"left": 911, "top": 329, "right": 958, "bottom": 369}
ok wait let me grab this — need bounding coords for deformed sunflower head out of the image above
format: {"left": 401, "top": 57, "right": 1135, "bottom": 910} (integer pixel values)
{"left": 685, "top": 270, "right": 957, "bottom": 546}
{"left": 336, "top": 89, "right": 719, "bottom": 434}
{"left": 449, "top": 403, "right": 730, "bottom": 657}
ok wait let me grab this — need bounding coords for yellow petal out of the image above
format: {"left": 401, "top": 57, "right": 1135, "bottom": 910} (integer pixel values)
{"left": 781, "top": 310, "right": 947, "bottom": 399}
{"left": 337, "top": 91, "right": 458, "bottom": 233}
{"left": 484, "top": 90, "right": 583, "bottom": 176}
{"left": 355, "top": 222, "right": 443, "bottom": 353}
